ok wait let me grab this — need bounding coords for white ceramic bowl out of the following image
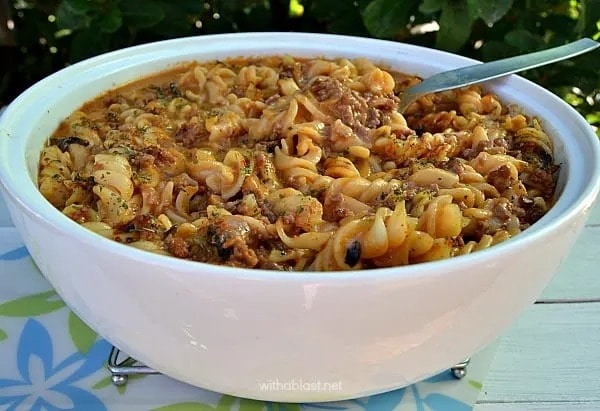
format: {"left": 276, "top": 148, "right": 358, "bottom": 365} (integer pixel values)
{"left": 0, "top": 33, "right": 598, "bottom": 402}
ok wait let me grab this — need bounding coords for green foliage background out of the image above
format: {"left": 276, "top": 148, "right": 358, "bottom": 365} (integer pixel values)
{"left": 1, "top": 0, "right": 599, "bottom": 133}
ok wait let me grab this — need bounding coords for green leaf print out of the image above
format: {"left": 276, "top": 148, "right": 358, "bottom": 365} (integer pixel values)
{"left": 238, "top": 398, "right": 266, "bottom": 410}
{"left": 68, "top": 311, "right": 97, "bottom": 353}
{"left": 0, "top": 328, "right": 7, "bottom": 341}
{"left": 215, "top": 395, "right": 236, "bottom": 410}
{"left": 91, "top": 375, "right": 113, "bottom": 390}
{"left": 0, "top": 290, "right": 65, "bottom": 317}
{"left": 468, "top": 379, "right": 483, "bottom": 390}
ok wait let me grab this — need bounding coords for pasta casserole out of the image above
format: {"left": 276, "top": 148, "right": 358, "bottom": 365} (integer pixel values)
{"left": 38, "top": 56, "right": 558, "bottom": 270}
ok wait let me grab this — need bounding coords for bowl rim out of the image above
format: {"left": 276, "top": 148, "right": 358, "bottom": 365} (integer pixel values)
{"left": 1, "top": 32, "right": 599, "bottom": 282}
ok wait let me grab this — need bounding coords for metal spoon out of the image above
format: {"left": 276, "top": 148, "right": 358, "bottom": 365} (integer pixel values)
{"left": 398, "top": 38, "right": 600, "bottom": 113}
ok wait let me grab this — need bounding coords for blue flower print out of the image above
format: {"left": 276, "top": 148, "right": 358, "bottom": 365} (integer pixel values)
{"left": 0, "top": 319, "right": 109, "bottom": 410}
{"left": 0, "top": 246, "right": 29, "bottom": 261}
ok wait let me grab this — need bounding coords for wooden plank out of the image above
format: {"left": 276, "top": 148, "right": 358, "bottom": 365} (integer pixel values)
{"left": 475, "top": 403, "right": 600, "bottom": 411}
{"left": 540, "top": 226, "right": 600, "bottom": 300}
{"left": 479, "top": 303, "right": 600, "bottom": 404}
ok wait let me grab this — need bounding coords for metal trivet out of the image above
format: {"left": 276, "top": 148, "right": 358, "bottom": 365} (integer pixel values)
{"left": 107, "top": 345, "right": 471, "bottom": 386}
{"left": 107, "top": 346, "right": 160, "bottom": 386}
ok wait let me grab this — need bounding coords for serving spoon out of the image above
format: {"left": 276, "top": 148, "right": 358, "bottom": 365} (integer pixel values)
{"left": 398, "top": 38, "right": 600, "bottom": 113}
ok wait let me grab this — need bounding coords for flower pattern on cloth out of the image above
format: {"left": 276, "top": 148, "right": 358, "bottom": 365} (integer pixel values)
{"left": 0, "top": 319, "right": 109, "bottom": 411}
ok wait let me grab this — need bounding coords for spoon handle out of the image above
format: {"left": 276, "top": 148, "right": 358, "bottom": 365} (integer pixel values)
{"left": 400, "top": 38, "right": 600, "bottom": 112}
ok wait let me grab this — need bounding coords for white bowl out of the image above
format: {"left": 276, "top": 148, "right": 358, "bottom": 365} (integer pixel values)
{"left": 0, "top": 33, "right": 598, "bottom": 402}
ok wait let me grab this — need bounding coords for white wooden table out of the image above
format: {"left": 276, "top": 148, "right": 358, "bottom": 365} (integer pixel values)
{"left": 474, "top": 200, "right": 600, "bottom": 410}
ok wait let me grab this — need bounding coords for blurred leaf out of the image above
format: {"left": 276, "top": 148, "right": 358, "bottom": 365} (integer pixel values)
{"left": 419, "top": 0, "right": 445, "bottom": 13}
{"left": 309, "top": 0, "right": 363, "bottom": 20}
{"left": 0, "top": 329, "right": 7, "bottom": 341}
{"left": 587, "top": 112, "right": 600, "bottom": 124}
{"left": 306, "top": 0, "right": 370, "bottom": 35}
{"left": 98, "top": 7, "right": 123, "bottom": 33}
{"left": 327, "top": 10, "right": 368, "bottom": 35}
{"left": 141, "top": 2, "right": 194, "bottom": 37}
{"left": 480, "top": 39, "right": 516, "bottom": 60}
{"left": 177, "top": 0, "right": 211, "bottom": 14}
{"left": 69, "top": 29, "right": 109, "bottom": 62}
{"left": 467, "top": 0, "right": 513, "bottom": 26}
{"left": 505, "top": 28, "right": 544, "bottom": 52}
{"left": 363, "top": 0, "right": 419, "bottom": 38}
{"left": 576, "top": 0, "right": 600, "bottom": 36}
{"left": 542, "top": 14, "right": 578, "bottom": 36}
{"left": 120, "top": 0, "right": 165, "bottom": 29}
{"left": 55, "top": 0, "right": 92, "bottom": 30}
{"left": 436, "top": 1, "right": 473, "bottom": 51}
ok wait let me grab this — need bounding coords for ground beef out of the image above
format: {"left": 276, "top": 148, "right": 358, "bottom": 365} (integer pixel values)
{"left": 135, "top": 152, "right": 155, "bottom": 168}
{"left": 165, "top": 235, "right": 190, "bottom": 258}
{"left": 140, "top": 145, "right": 183, "bottom": 174}
{"left": 460, "top": 147, "right": 477, "bottom": 160}
{"left": 366, "top": 107, "right": 381, "bottom": 129}
{"left": 470, "top": 219, "right": 489, "bottom": 241}
{"left": 370, "top": 95, "right": 398, "bottom": 111}
{"left": 521, "top": 168, "right": 555, "bottom": 196}
{"left": 308, "top": 77, "right": 369, "bottom": 132}
{"left": 175, "top": 123, "right": 208, "bottom": 148}
{"left": 309, "top": 77, "right": 343, "bottom": 102}
{"left": 492, "top": 199, "right": 512, "bottom": 222}
{"left": 441, "top": 158, "right": 466, "bottom": 176}
{"left": 336, "top": 90, "right": 368, "bottom": 129}
{"left": 279, "top": 66, "right": 294, "bottom": 79}
{"left": 519, "top": 197, "right": 548, "bottom": 225}
{"left": 280, "top": 62, "right": 303, "bottom": 81}
{"left": 224, "top": 199, "right": 242, "bottom": 213}
{"left": 306, "top": 77, "right": 400, "bottom": 146}
{"left": 128, "top": 214, "right": 163, "bottom": 241}
{"left": 492, "top": 137, "right": 509, "bottom": 152}
{"left": 487, "top": 165, "right": 514, "bottom": 193}
{"left": 208, "top": 215, "right": 260, "bottom": 267}
{"left": 258, "top": 199, "right": 278, "bottom": 223}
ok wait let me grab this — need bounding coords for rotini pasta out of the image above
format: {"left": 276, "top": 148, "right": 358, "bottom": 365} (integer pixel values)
{"left": 38, "top": 56, "right": 558, "bottom": 270}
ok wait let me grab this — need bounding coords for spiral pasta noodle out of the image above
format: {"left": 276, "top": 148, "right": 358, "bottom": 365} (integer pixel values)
{"left": 38, "top": 56, "right": 558, "bottom": 270}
